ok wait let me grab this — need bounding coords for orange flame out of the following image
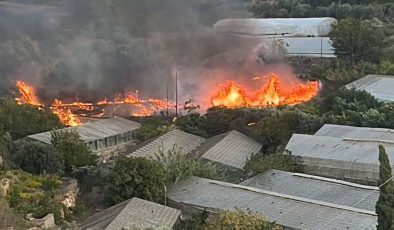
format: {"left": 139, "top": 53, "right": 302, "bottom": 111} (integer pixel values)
{"left": 211, "top": 81, "right": 247, "bottom": 107}
{"left": 15, "top": 80, "right": 42, "bottom": 106}
{"left": 51, "top": 99, "right": 82, "bottom": 127}
{"left": 211, "top": 73, "right": 319, "bottom": 108}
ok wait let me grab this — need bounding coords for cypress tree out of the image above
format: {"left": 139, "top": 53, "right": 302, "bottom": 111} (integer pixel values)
{"left": 376, "top": 145, "right": 394, "bottom": 230}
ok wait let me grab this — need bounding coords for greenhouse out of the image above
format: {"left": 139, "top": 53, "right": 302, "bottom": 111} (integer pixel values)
{"left": 213, "top": 17, "right": 337, "bottom": 37}
{"left": 346, "top": 74, "right": 394, "bottom": 102}
{"left": 285, "top": 133, "right": 394, "bottom": 185}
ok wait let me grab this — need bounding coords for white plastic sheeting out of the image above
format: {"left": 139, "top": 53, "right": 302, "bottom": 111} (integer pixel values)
{"left": 214, "top": 17, "right": 337, "bottom": 37}
{"left": 346, "top": 75, "right": 394, "bottom": 102}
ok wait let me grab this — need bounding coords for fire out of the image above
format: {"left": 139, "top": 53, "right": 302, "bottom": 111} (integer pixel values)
{"left": 211, "top": 73, "right": 319, "bottom": 108}
{"left": 15, "top": 80, "right": 175, "bottom": 126}
{"left": 15, "top": 80, "right": 42, "bottom": 106}
{"left": 51, "top": 100, "right": 81, "bottom": 127}
{"left": 211, "top": 81, "right": 247, "bottom": 107}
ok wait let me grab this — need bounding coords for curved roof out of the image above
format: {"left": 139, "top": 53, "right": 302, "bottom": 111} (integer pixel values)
{"left": 214, "top": 17, "right": 337, "bottom": 37}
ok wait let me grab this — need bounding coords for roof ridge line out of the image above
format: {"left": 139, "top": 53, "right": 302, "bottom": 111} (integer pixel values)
{"left": 342, "top": 138, "right": 394, "bottom": 145}
{"left": 291, "top": 173, "right": 379, "bottom": 190}
{"left": 208, "top": 179, "right": 376, "bottom": 216}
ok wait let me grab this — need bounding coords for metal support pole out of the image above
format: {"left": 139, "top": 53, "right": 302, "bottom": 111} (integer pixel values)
{"left": 175, "top": 71, "right": 178, "bottom": 117}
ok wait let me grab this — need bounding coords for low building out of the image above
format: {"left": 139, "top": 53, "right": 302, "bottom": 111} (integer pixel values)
{"left": 79, "top": 197, "right": 181, "bottom": 230}
{"left": 241, "top": 169, "right": 378, "bottom": 212}
{"left": 346, "top": 74, "right": 394, "bottom": 102}
{"left": 199, "top": 130, "right": 262, "bottom": 170}
{"left": 28, "top": 117, "right": 141, "bottom": 153}
{"left": 167, "top": 176, "right": 377, "bottom": 230}
{"left": 285, "top": 133, "right": 394, "bottom": 185}
{"left": 129, "top": 129, "right": 205, "bottom": 158}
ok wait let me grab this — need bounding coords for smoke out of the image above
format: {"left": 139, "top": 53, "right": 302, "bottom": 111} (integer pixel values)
{"left": 0, "top": 0, "right": 294, "bottom": 108}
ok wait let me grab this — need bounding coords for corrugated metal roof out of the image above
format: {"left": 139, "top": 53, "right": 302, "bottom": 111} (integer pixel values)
{"left": 315, "top": 124, "right": 394, "bottom": 144}
{"left": 28, "top": 117, "right": 141, "bottom": 144}
{"left": 129, "top": 129, "right": 205, "bottom": 158}
{"left": 285, "top": 134, "right": 394, "bottom": 165}
{"left": 346, "top": 75, "right": 394, "bottom": 102}
{"left": 80, "top": 197, "right": 181, "bottom": 230}
{"left": 168, "top": 177, "right": 377, "bottom": 230}
{"left": 241, "top": 169, "right": 378, "bottom": 212}
{"left": 200, "top": 130, "right": 262, "bottom": 169}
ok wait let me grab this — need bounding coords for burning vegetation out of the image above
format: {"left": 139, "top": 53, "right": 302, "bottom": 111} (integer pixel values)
{"left": 211, "top": 74, "right": 319, "bottom": 108}
{"left": 15, "top": 80, "right": 175, "bottom": 127}
{"left": 15, "top": 73, "right": 319, "bottom": 126}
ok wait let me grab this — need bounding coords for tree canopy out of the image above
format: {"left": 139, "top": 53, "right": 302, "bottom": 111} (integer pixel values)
{"left": 12, "top": 140, "right": 64, "bottom": 175}
{"left": 376, "top": 145, "right": 394, "bottom": 230}
{"left": 50, "top": 130, "right": 96, "bottom": 173}
{"left": 0, "top": 99, "right": 61, "bottom": 140}
{"left": 108, "top": 156, "right": 167, "bottom": 204}
{"left": 329, "top": 19, "right": 384, "bottom": 64}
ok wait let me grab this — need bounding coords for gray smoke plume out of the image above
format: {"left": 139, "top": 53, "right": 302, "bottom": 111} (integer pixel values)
{"left": 0, "top": 0, "right": 290, "bottom": 108}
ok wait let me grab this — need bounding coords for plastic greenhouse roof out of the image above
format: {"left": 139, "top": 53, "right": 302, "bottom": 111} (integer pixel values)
{"left": 214, "top": 17, "right": 337, "bottom": 37}
{"left": 285, "top": 134, "right": 394, "bottom": 165}
{"left": 28, "top": 117, "right": 141, "bottom": 144}
{"left": 168, "top": 176, "right": 377, "bottom": 230}
{"left": 346, "top": 75, "right": 394, "bottom": 102}
{"left": 241, "top": 169, "right": 378, "bottom": 212}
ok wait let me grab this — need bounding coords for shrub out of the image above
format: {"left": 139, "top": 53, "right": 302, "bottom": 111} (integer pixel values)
{"left": 108, "top": 156, "right": 167, "bottom": 204}
{"left": 244, "top": 153, "right": 296, "bottom": 174}
{"left": 155, "top": 145, "right": 222, "bottom": 184}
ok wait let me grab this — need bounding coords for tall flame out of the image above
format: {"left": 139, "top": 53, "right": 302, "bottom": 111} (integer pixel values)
{"left": 211, "top": 81, "right": 247, "bottom": 107}
{"left": 15, "top": 80, "right": 42, "bottom": 106}
{"left": 211, "top": 73, "right": 319, "bottom": 108}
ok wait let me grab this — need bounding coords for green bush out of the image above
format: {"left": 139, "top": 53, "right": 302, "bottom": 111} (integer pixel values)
{"left": 108, "top": 156, "right": 167, "bottom": 204}
{"left": 51, "top": 130, "right": 96, "bottom": 173}
{"left": 155, "top": 145, "right": 222, "bottom": 184}
{"left": 0, "top": 98, "right": 61, "bottom": 140}
{"left": 135, "top": 116, "right": 171, "bottom": 141}
{"left": 12, "top": 141, "right": 64, "bottom": 175}
{"left": 244, "top": 153, "right": 296, "bottom": 174}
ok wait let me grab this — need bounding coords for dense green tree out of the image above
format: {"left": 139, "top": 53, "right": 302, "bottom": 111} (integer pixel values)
{"left": 329, "top": 19, "right": 384, "bottom": 64}
{"left": 175, "top": 113, "right": 208, "bottom": 137}
{"left": 199, "top": 107, "right": 268, "bottom": 137}
{"left": 108, "top": 156, "right": 167, "bottom": 204}
{"left": 257, "top": 108, "right": 323, "bottom": 153}
{"left": 0, "top": 99, "right": 61, "bottom": 139}
{"left": 376, "top": 145, "right": 394, "bottom": 230}
{"left": 50, "top": 130, "right": 96, "bottom": 173}
{"left": 135, "top": 116, "right": 171, "bottom": 141}
{"left": 12, "top": 140, "right": 64, "bottom": 175}
{"left": 249, "top": 0, "right": 394, "bottom": 20}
